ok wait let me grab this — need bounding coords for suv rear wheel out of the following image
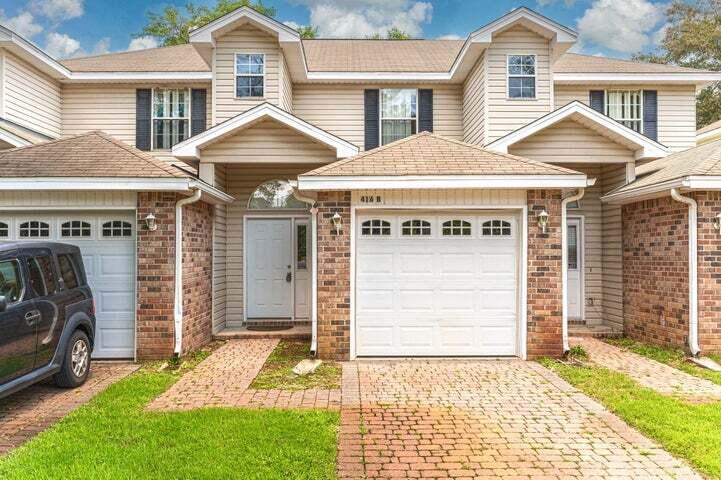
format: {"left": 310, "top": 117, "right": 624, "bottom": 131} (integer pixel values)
{"left": 54, "top": 330, "right": 91, "bottom": 388}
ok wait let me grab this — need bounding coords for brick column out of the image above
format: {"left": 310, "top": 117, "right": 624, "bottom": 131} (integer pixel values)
{"left": 695, "top": 192, "right": 721, "bottom": 353}
{"left": 526, "top": 189, "right": 564, "bottom": 358}
{"left": 316, "top": 191, "right": 351, "bottom": 360}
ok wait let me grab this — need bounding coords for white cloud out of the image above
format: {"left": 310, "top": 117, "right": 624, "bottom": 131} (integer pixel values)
{"left": 652, "top": 22, "right": 670, "bottom": 47}
{"left": 92, "top": 37, "right": 111, "bottom": 55}
{"left": 577, "top": 0, "right": 666, "bottom": 54}
{"left": 437, "top": 34, "right": 462, "bottom": 40}
{"left": 30, "top": 0, "right": 83, "bottom": 22}
{"left": 293, "top": 0, "right": 432, "bottom": 37}
{"left": 0, "top": 11, "right": 43, "bottom": 38}
{"left": 45, "top": 31, "right": 81, "bottom": 58}
{"left": 537, "top": 0, "right": 575, "bottom": 6}
{"left": 283, "top": 20, "right": 301, "bottom": 30}
{"left": 128, "top": 36, "right": 160, "bottom": 51}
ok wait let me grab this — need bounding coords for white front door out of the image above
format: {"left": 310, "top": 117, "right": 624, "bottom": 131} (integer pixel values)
{"left": 566, "top": 218, "right": 583, "bottom": 320}
{"left": 355, "top": 212, "right": 520, "bottom": 357}
{"left": 247, "top": 219, "right": 293, "bottom": 318}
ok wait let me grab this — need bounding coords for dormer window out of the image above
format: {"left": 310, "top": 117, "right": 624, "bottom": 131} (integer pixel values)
{"left": 235, "top": 54, "right": 265, "bottom": 98}
{"left": 507, "top": 55, "right": 536, "bottom": 99}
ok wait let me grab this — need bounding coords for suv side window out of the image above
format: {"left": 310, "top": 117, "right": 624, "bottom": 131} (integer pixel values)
{"left": 0, "top": 259, "right": 23, "bottom": 303}
{"left": 57, "top": 254, "right": 80, "bottom": 289}
{"left": 28, "top": 256, "right": 58, "bottom": 297}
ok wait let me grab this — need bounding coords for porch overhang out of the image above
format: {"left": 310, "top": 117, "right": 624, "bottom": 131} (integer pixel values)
{"left": 171, "top": 103, "right": 359, "bottom": 160}
{"left": 602, "top": 176, "right": 721, "bottom": 205}
{"left": 486, "top": 101, "right": 671, "bottom": 161}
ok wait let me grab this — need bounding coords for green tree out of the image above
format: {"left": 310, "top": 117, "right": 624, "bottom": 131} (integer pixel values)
{"left": 296, "top": 25, "right": 318, "bottom": 39}
{"left": 138, "top": 1, "right": 276, "bottom": 46}
{"left": 634, "top": 0, "right": 721, "bottom": 128}
{"left": 365, "top": 28, "right": 411, "bottom": 40}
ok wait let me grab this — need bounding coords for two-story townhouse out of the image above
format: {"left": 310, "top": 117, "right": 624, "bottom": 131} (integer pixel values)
{"left": 1, "top": 6, "right": 720, "bottom": 361}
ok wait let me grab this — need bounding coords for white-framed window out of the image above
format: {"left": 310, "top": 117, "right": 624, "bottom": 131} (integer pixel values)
{"left": 442, "top": 220, "right": 472, "bottom": 237}
{"left": 605, "top": 90, "right": 643, "bottom": 133}
{"left": 401, "top": 219, "right": 431, "bottom": 237}
{"left": 19, "top": 221, "right": 50, "bottom": 238}
{"left": 235, "top": 54, "right": 265, "bottom": 98}
{"left": 361, "top": 219, "right": 391, "bottom": 237}
{"left": 380, "top": 89, "right": 417, "bottom": 145}
{"left": 0, "top": 222, "right": 8, "bottom": 238}
{"left": 507, "top": 55, "right": 536, "bottom": 99}
{"left": 152, "top": 88, "right": 190, "bottom": 150}
{"left": 481, "top": 219, "right": 512, "bottom": 237}
{"left": 61, "top": 221, "right": 91, "bottom": 238}
{"left": 102, "top": 221, "right": 132, "bottom": 238}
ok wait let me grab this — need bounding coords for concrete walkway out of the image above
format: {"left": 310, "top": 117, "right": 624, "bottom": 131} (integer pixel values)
{"left": 572, "top": 337, "right": 721, "bottom": 400}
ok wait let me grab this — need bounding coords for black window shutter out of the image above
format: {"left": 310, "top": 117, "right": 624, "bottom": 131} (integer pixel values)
{"left": 589, "top": 90, "right": 605, "bottom": 114}
{"left": 135, "top": 89, "right": 152, "bottom": 151}
{"left": 643, "top": 90, "right": 658, "bottom": 141}
{"left": 418, "top": 89, "right": 433, "bottom": 133}
{"left": 191, "top": 89, "right": 207, "bottom": 137}
{"left": 364, "top": 89, "right": 380, "bottom": 150}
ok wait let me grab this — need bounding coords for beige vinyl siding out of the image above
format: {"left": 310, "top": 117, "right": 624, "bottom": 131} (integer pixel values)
{"left": 601, "top": 163, "right": 626, "bottom": 329}
{"left": 293, "top": 84, "right": 464, "bottom": 150}
{"left": 212, "top": 164, "right": 228, "bottom": 332}
{"left": 553, "top": 84, "right": 697, "bottom": 152}
{"left": 508, "top": 119, "right": 636, "bottom": 164}
{"left": 224, "top": 163, "right": 323, "bottom": 325}
{"left": 485, "top": 26, "right": 552, "bottom": 142}
{"left": 3, "top": 52, "right": 61, "bottom": 138}
{"left": 200, "top": 119, "right": 338, "bottom": 164}
{"left": 279, "top": 52, "right": 293, "bottom": 112}
{"left": 463, "top": 54, "right": 486, "bottom": 145}
{"left": 214, "top": 25, "right": 280, "bottom": 123}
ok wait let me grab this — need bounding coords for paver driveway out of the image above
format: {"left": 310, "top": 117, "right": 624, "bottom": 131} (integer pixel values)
{"left": 338, "top": 359, "right": 700, "bottom": 479}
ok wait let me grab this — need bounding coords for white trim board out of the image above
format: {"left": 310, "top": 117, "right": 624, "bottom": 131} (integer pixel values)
{"left": 298, "top": 175, "right": 591, "bottom": 191}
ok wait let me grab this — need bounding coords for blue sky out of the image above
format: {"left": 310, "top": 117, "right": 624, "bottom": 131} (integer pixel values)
{"left": 0, "top": 0, "right": 670, "bottom": 59}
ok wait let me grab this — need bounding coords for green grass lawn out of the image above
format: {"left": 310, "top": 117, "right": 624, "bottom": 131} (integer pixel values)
{"left": 543, "top": 358, "right": 721, "bottom": 479}
{"left": 0, "top": 355, "right": 339, "bottom": 480}
{"left": 607, "top": 337, "right": 721, "bottom": 386}
{"left": 250, "top": 341, "right": 341, "bottom": 391}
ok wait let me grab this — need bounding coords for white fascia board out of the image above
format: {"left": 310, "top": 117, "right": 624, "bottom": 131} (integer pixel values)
{"left": 63, "top": 72, "right": 212, "bottom": 83}
{"left": 0, "top": 128, "right": 32, "bottom": 148}
{"left": 696, "top": 129, "right": 721, "bottom": 145}
{"left": 554, "top": 73, "right": 721, "bottom": 84}
{"left": 0, "top": 27, "right": 71, "bottom": 79}
{"left": 469, "top": 7, "right": 577, "bottom": 44}
{"left": 189, "top": 179, "right": 235, "bottom": 204}
{"left": 685, "top": 176, "right": 721, "bottom": 190}
{"left": 172, "top": 103, "right": 359, "bottom": 159}
{"left": 601, "top": 178, "right": 688, "bottom": 204}
{"left": 297, "top": 174, "right": 589, "bottom": 191}
{"left": 486, "top": 101, "right": 670, "bottom": 160}
{"left": 189, "top": 6, "right": 300, "bottom": 44}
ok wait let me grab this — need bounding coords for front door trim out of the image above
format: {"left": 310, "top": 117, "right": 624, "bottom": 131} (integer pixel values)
{"left": 566, "top": 215, "right": 585, "bottom": 321}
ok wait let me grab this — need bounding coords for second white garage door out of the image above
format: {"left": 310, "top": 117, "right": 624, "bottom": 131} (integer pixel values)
{"left": 355, "top": 212, "right": 520, "bottom": 357}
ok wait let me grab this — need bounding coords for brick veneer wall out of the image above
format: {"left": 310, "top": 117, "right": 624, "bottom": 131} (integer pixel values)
{"left": 136, "top": 193, "right": 214, "bottom": 360}
{"left": 694, "top": 192, "right": 721, "bottom": 353}
{"left": 526, "top": 190, "right": 564, "bottom": 359}
{"left": 181, "top": 200, "right": 214, "bottom": 354}
{"left": 316, "top": 191, "right": 351, "bottom": 360}
{"left": 622, "top": 196, "right": 690, "bottom": 349}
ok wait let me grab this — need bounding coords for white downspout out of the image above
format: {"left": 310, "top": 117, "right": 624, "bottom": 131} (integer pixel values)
{"left": 174, "top": 188, "right": 202, "bottom": 356}
{"left": 291, "top": 188, "right": 319, "bottom": 356}
{"left": 671, "top": 188, "right": 701, "bottom": 356}
{"left": 562, "top": 188, "right": 585, "bottom": 353}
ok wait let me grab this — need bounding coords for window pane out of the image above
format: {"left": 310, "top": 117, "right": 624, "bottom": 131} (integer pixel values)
{"left": 153, "top": 119, "right": 190, "bottom": 150}
{"left": 19, "top": 221, "right": 49, "bottom": 238}
{"left": 248, "top": 180, "right": 308, "bottom": 209}
{"left": 381, "top": 119, "right": 416, "bottom": 145}
{"left": 102, "top": 221, "right": 132, "bottom": 238}
{"left": 296, "top": 224, "right": 308, "bottom": 270}
{"left": 0, "top": 259, "right": 22, "bottom": 303}
{"left": 401, "top": 220, "right": 431, "bottom": 236}
{"left": 58, "top": 254, "right": 80, "bottom": 289}
{"left": 361, "top": 220, "right": 391, "bottom": 236}
{"left": 61, "top": 221, "right": 91, "bottom": 238}
{"left": 381, "top": 89, "right": 417, "bottom": 118}
{"left": 29, "top": 256, "right": 57, "bottom": 297}
{"left": 0, "top": 222, "right": 8, "bottom": 238}
{"left": 568, "top": 225, "right": 578, "bottom": 270}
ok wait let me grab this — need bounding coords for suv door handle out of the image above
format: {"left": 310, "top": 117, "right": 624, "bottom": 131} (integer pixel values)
{"left": 25, "top": 310, "right": 41, "bottom": 326}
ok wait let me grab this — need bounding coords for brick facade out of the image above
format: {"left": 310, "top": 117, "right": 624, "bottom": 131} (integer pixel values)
{"left": 526, "top": 190, "right": 564, "bottom": 359}
{"left": 316, "top": 191, "right": 351, "bottom": 360}
{"left": 694, "top": 192, "right": 721, "bottom": 353}
{"left": 136, "top": 192, "right": 214, "bottom": 360}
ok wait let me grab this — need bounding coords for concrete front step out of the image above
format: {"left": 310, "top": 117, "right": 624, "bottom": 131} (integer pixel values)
{"left": 213, "top": 325, "right": 311, "bottom": 341}
{"left": 569, "top": 325, "right": 623, "bottom": 339}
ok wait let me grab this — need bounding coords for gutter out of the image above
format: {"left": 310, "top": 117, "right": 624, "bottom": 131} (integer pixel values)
{"left": 670, "top": 188, "right": 701, "bottom": 356}
{"left": 173, "top": 188, "right": 202, "bottom": 356}
{"left": 562, "top": 188, "right": 585, "bottom": 353}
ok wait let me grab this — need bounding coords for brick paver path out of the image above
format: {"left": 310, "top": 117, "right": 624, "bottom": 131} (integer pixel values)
{"left": 148, "top": 339, "right": 340, "bottom": 411}
{"left": 573, "top": 337, "right": 721, "bottom": 400}
{"left": 338, "top": 359, "right": 700, "bottom": 479}
{"left": 0, "top": 362, "right": 138, "bottom": 455}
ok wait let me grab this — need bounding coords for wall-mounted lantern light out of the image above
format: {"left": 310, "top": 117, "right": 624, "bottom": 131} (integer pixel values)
{"left": 537, "top": 209, "right": 549, "bottom": 234}
{"left": 332, "top": 212, "right": 343, "bottom": 234}
{"left": 144, "top": 213, "right": 158, "bottom": 231}
{"left": 713, "top": 213, "right": 721, "bottom": 233}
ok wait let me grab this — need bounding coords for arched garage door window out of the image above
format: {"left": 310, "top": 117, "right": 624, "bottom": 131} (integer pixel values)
{"left": 247, "top": 180, "right": 307, "bottom": 209}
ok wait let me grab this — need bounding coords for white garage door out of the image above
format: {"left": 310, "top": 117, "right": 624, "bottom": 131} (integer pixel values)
{"left": 355, "top": 212, "right": 520, "bottom": 357}
{"left": 1, "top": 213, "right": 136, "bottom": 358}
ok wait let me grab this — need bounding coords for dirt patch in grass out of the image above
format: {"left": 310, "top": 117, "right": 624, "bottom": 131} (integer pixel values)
{"left": 250, "top": 341, "right": 341, "bottom": 391}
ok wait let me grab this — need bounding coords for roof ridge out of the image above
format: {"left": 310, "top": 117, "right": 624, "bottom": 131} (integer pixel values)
{"left": 0, "top": 131, "right": 94, "bottom": 155}
{"left": 62, "top": 43, "right": 198, "bottom": 63}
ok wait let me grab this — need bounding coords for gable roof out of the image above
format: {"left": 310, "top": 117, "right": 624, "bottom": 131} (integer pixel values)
{"left": 554, "top": 53, "right": 711, "bottom": 74}
{"left": 297, "top": 132, "right": 589, "bottom": 190}
{"left": 487, "top": 101, "right": 670, "bottom": 160}
{"left": 697, "top": 118, "right": 721, "bottom": 145}
{"left": 61, "top": 44, "right": 211, "bottom": 72}
{"left": 604, "top": 139, "right": 721, "bottom": 203}
{"left": 172, "top": 102, "right": 359, "bottom": 160}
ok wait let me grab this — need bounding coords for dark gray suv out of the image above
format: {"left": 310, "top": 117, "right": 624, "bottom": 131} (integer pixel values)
{"left": 0, "top": 242, "right": 95, "bottom": 399}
